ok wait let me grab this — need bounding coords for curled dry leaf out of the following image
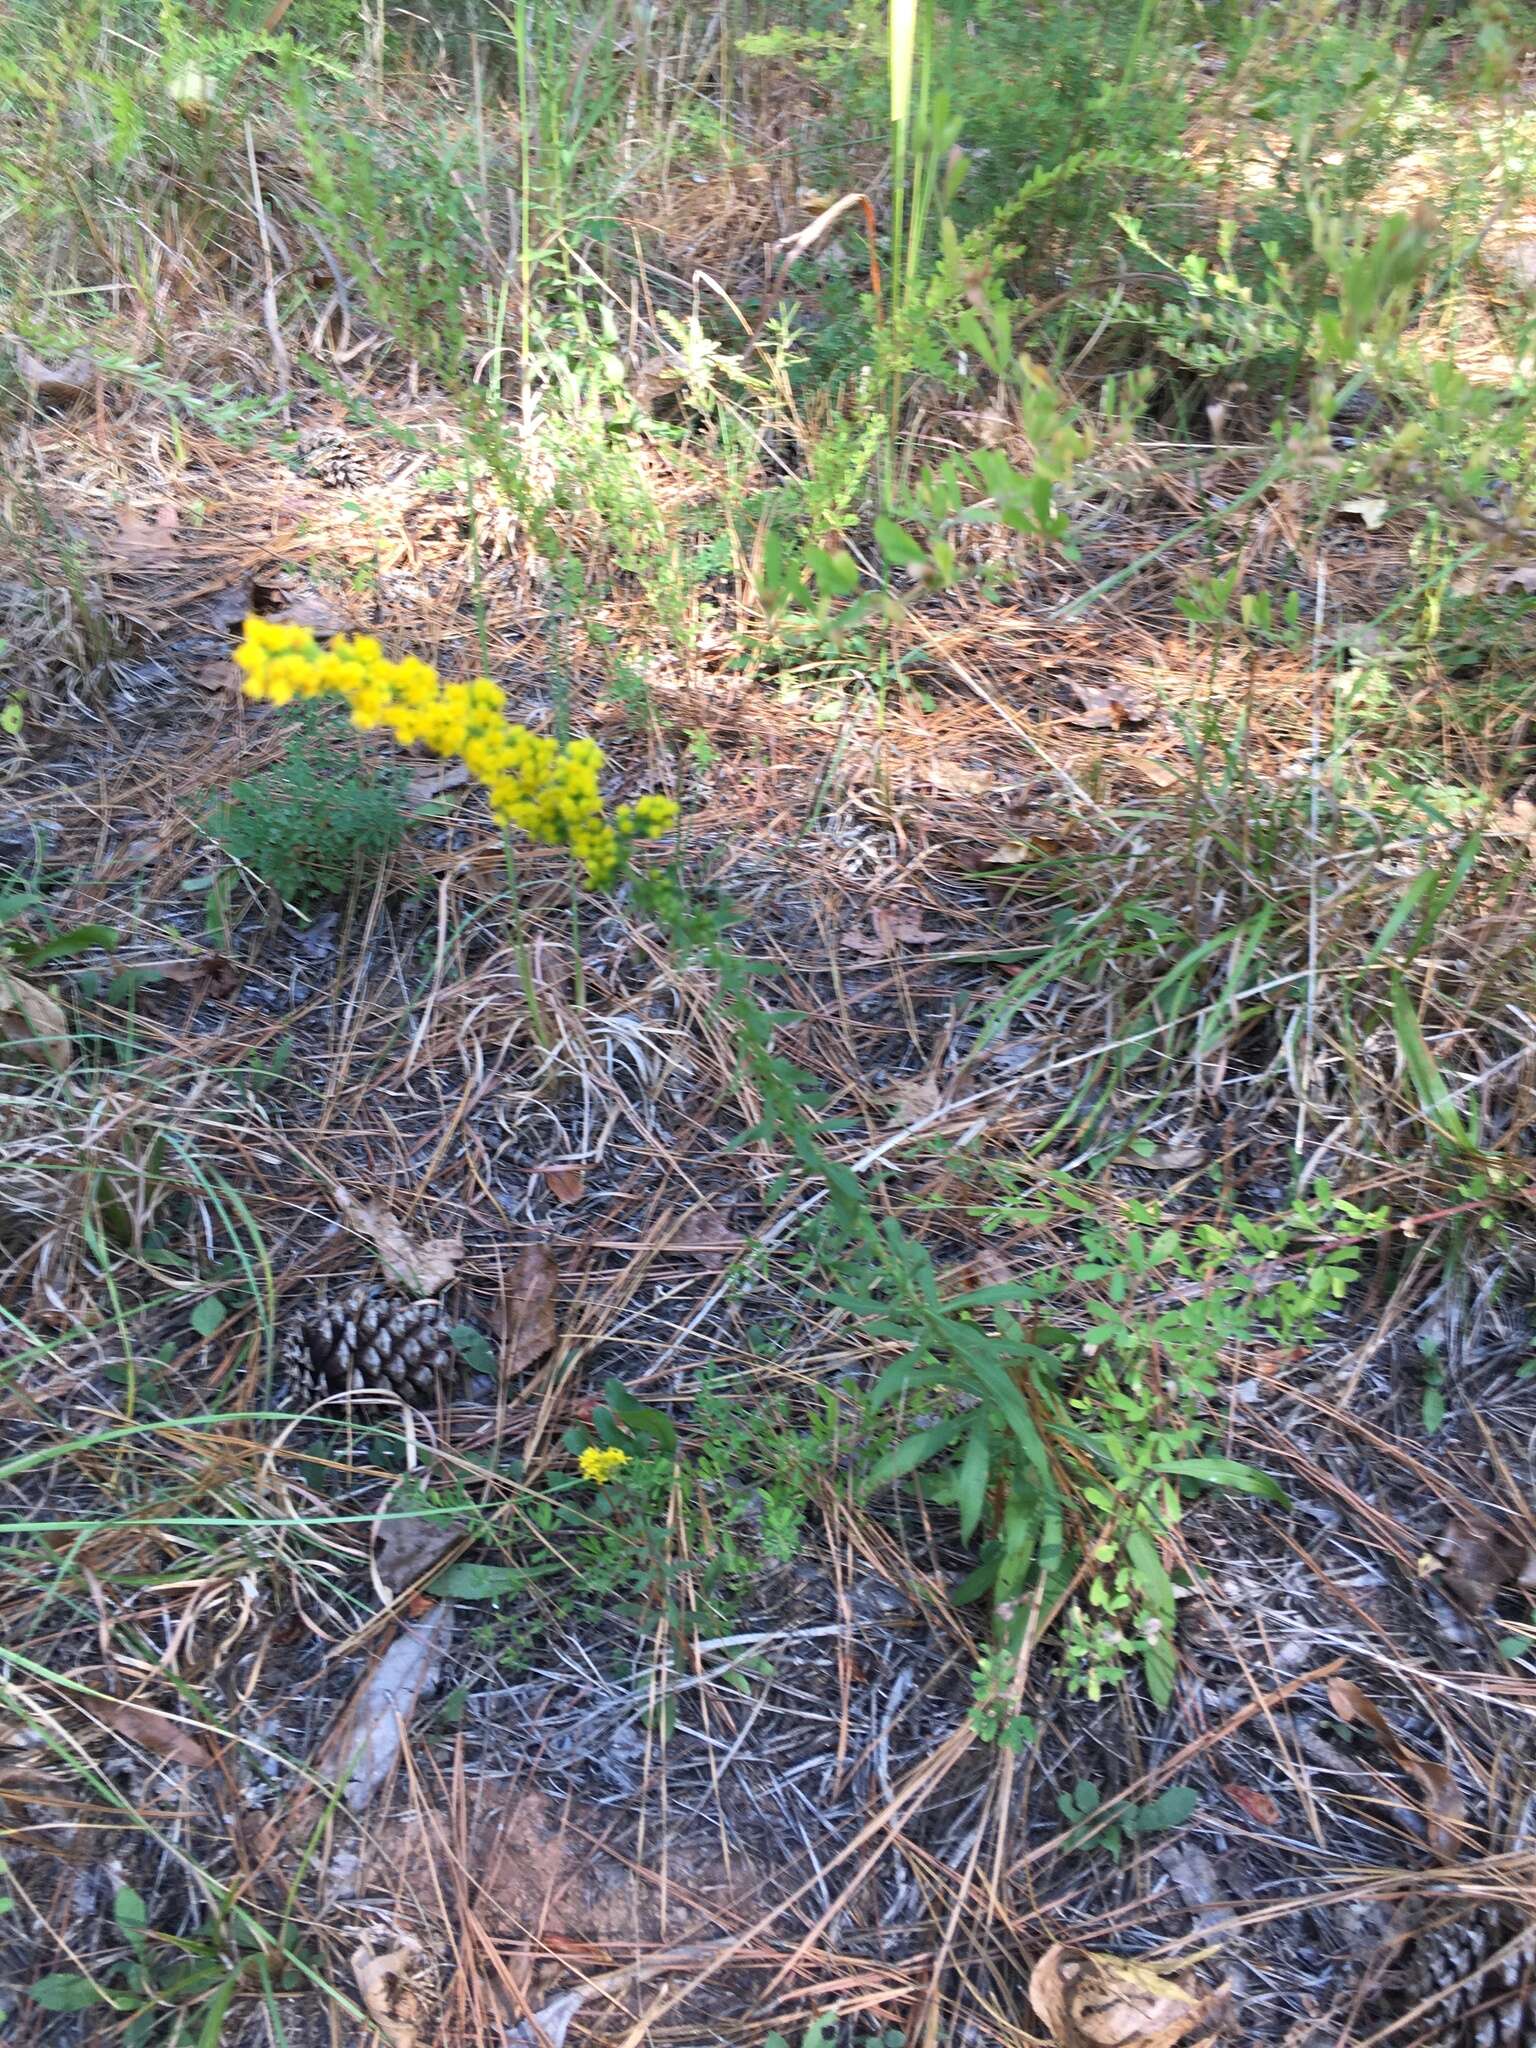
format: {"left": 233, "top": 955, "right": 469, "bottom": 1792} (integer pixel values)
{"left": 333, "top": 1187, "right": 463, "bottom": 1298}
{"left": 11, "top": 345, "right": 96, "bottom": 409}
{"left": 1325, "top": 1676, "right": 1468, "bottom": 1855}
{"left": 1339, "top": 494, "right": 1389, "bottom": 530}
{"left": 500, "top": 1243, "right": 559, "bottom": 1372}
{"left": 351, "top": 1942, "right": 426, "bottom": 2048}
{"left": 667, "top": 1208, "right": 744, "bottom": 1272}
{"left": 112, "top": 503, "right": 180, "bottom": 564}
{"left": 885, "top": 1073, "right": 944, "bottom": 1123}
{"left": 0, "top": 967, "right": 70, "bottom": 1071}
{"left": 1066, "top": 680, "right": 1150, "bottom": 730}
{"left": 1437, "top": 1514, "right": 1528, "bottom": 1612}
{"left": 100, "top": 1701, "right": 220, "bottom": 1771}
{"left": 1222, "top": 1781, "right": 1282, "bottom": 1828}
{"left": 844, "top": 906, "right": 945, "bottom": 959}
{"left": 1029, "top": 1944, "right": 1225, "bottom": 2048}
{"left": 321, "top": 1601, "right": 453, "bottom": 1812}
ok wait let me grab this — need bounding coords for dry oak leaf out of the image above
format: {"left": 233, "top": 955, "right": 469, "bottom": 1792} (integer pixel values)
{"left": 0, "top": 966, "right": 70, "bottom": 1070}
{"left": 844, "top": 906, "right": 945, "bottom": 959}
{"left": 1222, "top": 1781, "right": 1282, "bottom": 1828}
{"left": 1325, "top": 1676, "right": 1468, "bottom": 1855}
{"left": 500, "top": 1243, "right": 559, "bottom": 1372}
{"left": 1065, "top": 680, "right": 1150, "bottom": 730}
{"left": 332, "top": 1187, "right": 463, "bottom": 1298}
{"left": 351, "top": 1941, "right": 427, "bottom": 2048}
{"left": 537, "top": 1162, "right": 586, "bottom": 1204}
{"left": 111, "top": 503, "right": 179, "bottom": 564}
{"left": 885, "top": 1073, "right": 943, "bottom": 1122}
{"left": 1029, "top": 1944, "right": 1224, "bottom": 2048}
{"left": 100, "top": 1701, "right": 220, "bottom": 1771}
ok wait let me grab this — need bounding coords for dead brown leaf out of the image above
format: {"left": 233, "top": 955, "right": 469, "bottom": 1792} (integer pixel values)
{"left": 262, "top": 588, "right": 351, "bottom": 637}
{"left": 1222, "top": 1781, "right": 1282, "bottom": 1828}
{"left": 373, "top": 1508, "right": 467, "bottom": 1597}
{"left": 844, "top": 906, "right": 945, "bottom": 958}
{"left": 668, "top": 1208, "right": 744, "bottom": 1271}
{"left": 500, "top": 1243, "right": 558, "bottom": 1372}
{"left": 145, "top": 953, "right": 242, "bottom": 1000}
{"left": 112, "top": 503, "right": 180, "bottom": 564}
{"left": 1325, "top": 1676, "right": 1468, "bottom": 1855}
{"left": 351, "top": 1942, "right": 426, "bottom": 2048}
{"left": 12, "top": 345, "right": 96, "bottom": 409}
{"left": 885, "top": 1074, "right": 943, "bottom": 1122}
{"left": 100, "top": 1701, "right": 220, "bottom": 1771}
{"left": 333, "top": 1187, "right": 463, "bottom": 1297}
{"left": 1029, "top": 1944, "right": 1224, "bottom": 2048}
{"left": 321, "top": 1603, "right": 453, "bottom": 1811}
{"left": 1065, "top": 680, "right": 1150, "bottom": 730}
{"left": 0, "top": 966, "right": 70, "bottom": 1070}
{"left": 1437, "top": 1515, "right": 1527, "bottom": 1611}
{"left": 537, "top": 1163, "right": 586, "bottom": 1204}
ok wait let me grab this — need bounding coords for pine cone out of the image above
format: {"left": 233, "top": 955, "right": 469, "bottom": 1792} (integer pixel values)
{"left": 1396, "top": 1902, "right": 1536, "bottom": 2046}
{"left": 280, "top": 1286, "right": 460, "bottom": 1408}
{"left": 297, "top": 426, "right": 367, "bottom": 490}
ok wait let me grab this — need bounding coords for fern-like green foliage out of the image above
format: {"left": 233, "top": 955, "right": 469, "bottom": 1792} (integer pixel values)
{"left": 208, "top": 704, "right": 408, "bottom": 906}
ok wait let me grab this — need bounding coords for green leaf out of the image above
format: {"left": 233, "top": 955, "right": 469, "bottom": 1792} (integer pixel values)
{"left": 1391, "top": 972, "right": 1475, "bottom": 1149}
{"left": 1126, "top": 1783, "right": 1198, "bottom": 1834}
{"left": 868, "top": 1414, "right": 966, "bottom": 1486}
{"left": 450, "top": 1323, "right": 495, "bottom": 1373}
{"left": 873, "top": 516, "right": 928, "bottom": 568}
{"left": 190, "top": 1298, "right": 226, "bottom": 1340}
{"left": 1149, "top": 1457, "right": 1287, "bottom": 1502}
{"left": 427, "top": 1562, "right": 524, "bottom": 1599}
{"left": 1124, "top": 1528, "right": 1173, "bottom": 1617}
{"left": 28, "top": 1974, "right": 109, "bottom": 2012}
{"left": 954, "top": 1416, "right": 991, "bottom": 1542}
{"left": 20, "top": 924, "right": 119, "bottom": 967}
{"left": 114, "top": 1885, "right": 147, "bottom": 1948}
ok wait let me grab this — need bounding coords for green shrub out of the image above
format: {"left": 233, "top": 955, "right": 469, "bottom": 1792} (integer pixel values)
{"left": 208, "top": 703, "right": 409, "bottom": 907}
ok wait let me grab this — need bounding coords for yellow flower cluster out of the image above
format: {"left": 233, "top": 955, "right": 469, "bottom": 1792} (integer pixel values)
{"left": 233, "top": 616, "right": 677, "bottom": 886}
{"left": 578, "top": 1445, "right": 630, "bottom": 1484}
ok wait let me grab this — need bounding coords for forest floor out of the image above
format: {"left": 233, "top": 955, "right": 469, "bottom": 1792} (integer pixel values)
{"left": 4, "top": 19, "right": 1536, "bottom": 2048}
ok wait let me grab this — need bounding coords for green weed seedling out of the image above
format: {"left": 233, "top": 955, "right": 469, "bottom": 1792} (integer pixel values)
{"left": 1057, "top": 1778, "right": 1200, "bottom": 1863}
{"left": 26, "top": 1884, "right": 312, "bottom": 2046}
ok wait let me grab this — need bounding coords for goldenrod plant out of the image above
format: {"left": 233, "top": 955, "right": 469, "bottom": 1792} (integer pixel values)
{"left": 233, "top": 616, "right": 677, "bottom": 887}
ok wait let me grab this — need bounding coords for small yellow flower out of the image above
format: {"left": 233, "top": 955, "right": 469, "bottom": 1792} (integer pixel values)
{"left": 578, "top": 1444, "right": 630, "bottom": 1484}
{"left": 233, "top": 615, "right": 677, "bottom": 887}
